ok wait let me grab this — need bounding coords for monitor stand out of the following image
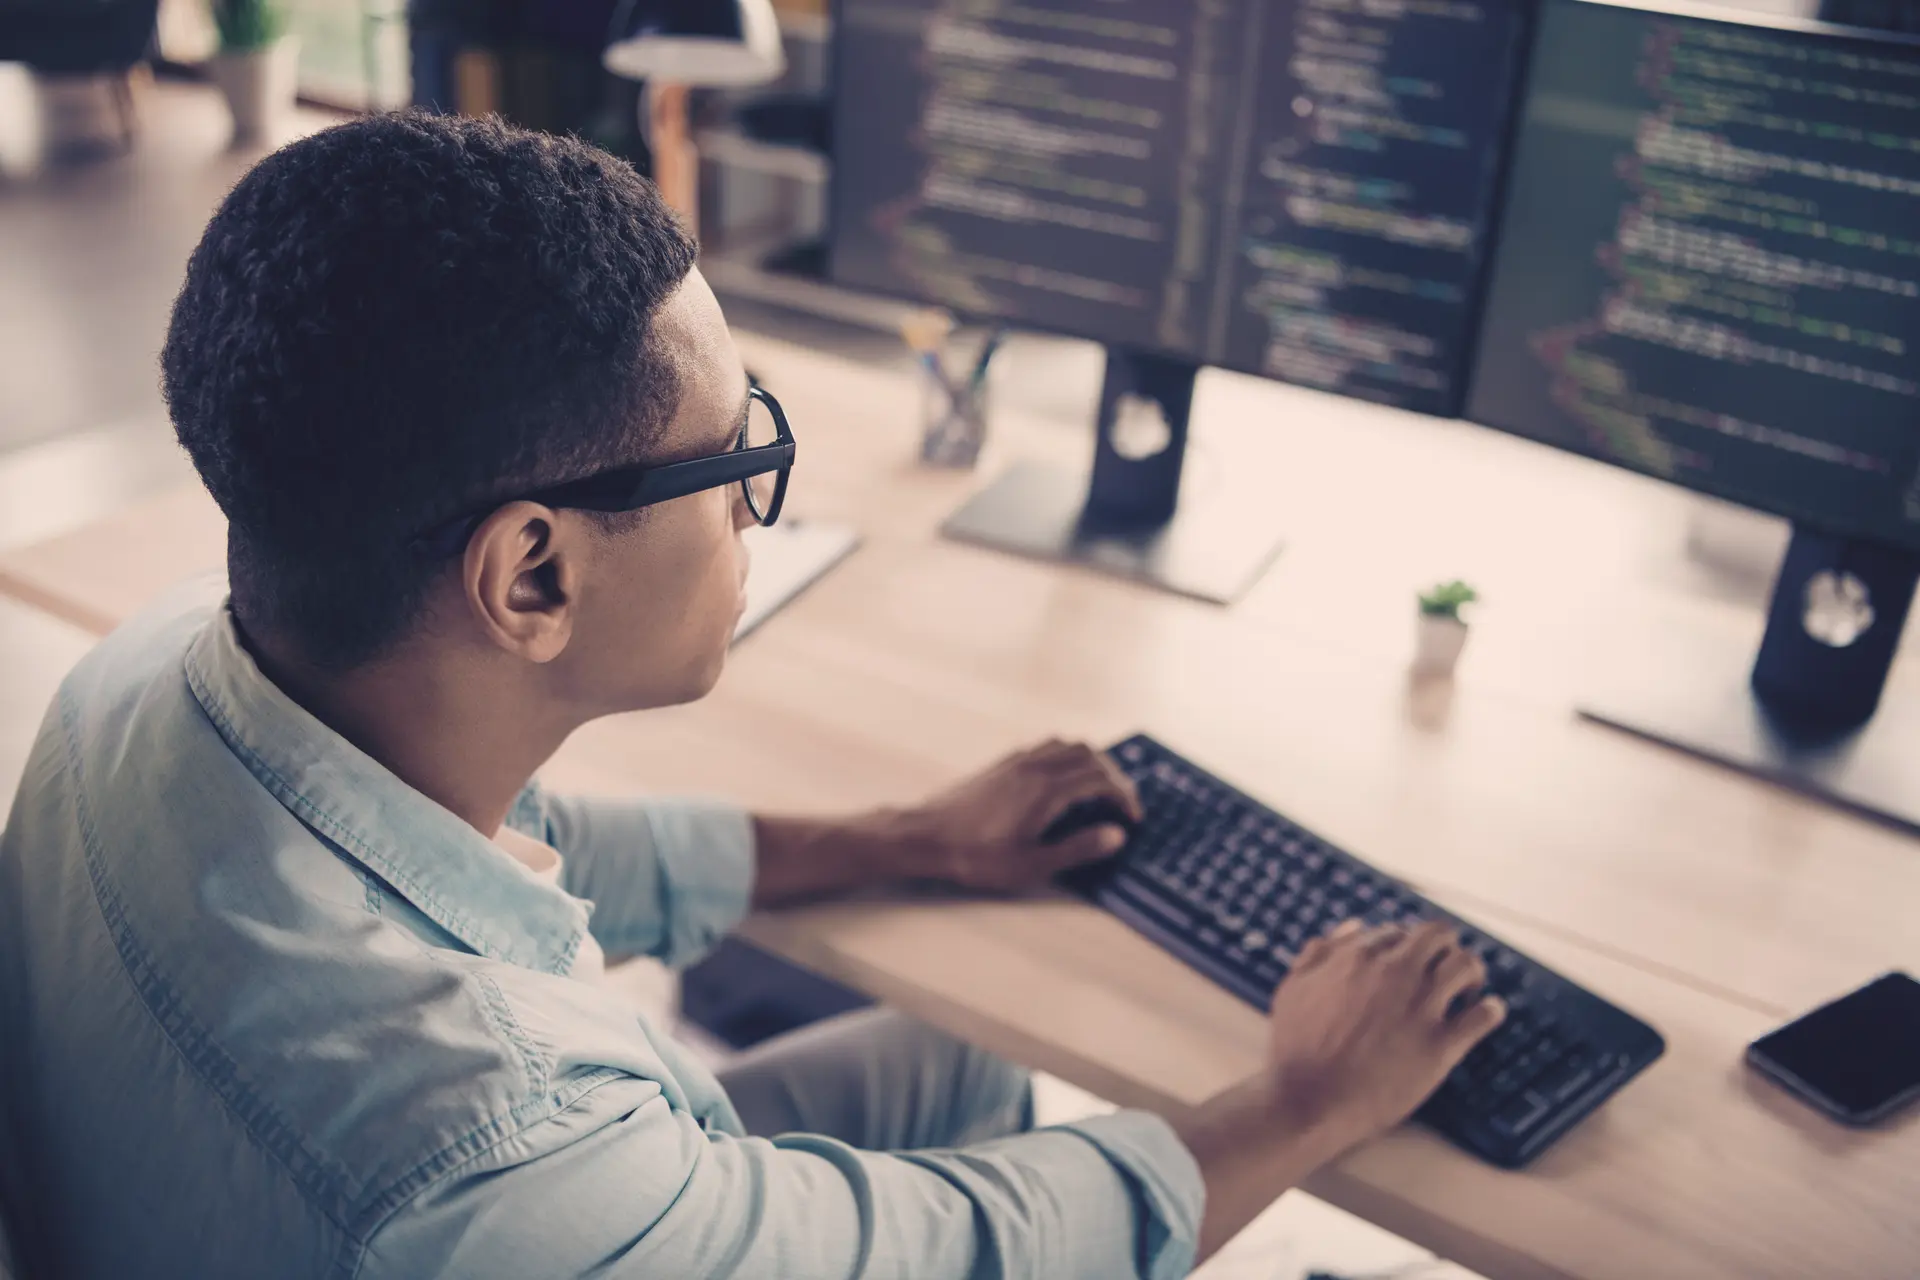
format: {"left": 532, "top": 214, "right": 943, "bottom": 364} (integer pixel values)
{"left": 940, "top": 348, "right": 1286, "bottom": 604}
{"left": 1580, "top": 526, "right": 1920, "bottom": 836}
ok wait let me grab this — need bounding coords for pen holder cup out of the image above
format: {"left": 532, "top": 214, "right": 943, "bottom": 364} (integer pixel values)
{"left": 919, "top": 371, "right": 989, "bottom": 469}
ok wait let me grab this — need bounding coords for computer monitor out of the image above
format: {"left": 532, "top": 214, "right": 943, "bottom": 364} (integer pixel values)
{"left": 830, "top": 0, "right": 1530, "bottom": 601}
{"left": 1467, "top": 0, "right": 1920, "bottom": 831}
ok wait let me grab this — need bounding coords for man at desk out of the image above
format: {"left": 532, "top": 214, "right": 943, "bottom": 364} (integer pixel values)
{"left": 0, "top": 115, "right": 1504, "bottom": 1279}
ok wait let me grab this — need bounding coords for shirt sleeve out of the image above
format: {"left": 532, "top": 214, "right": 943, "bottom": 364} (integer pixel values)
{"left": 516, "top": 782, "right": 757, "bottom": 968}
{"left": 356, "top": 1072, "right": 1204, "bottom": 1280}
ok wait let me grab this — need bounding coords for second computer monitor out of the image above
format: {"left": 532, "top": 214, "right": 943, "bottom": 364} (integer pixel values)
{"left": 831, "top": 0, "right": 1529, "bottom": 416}
{"left": 1468, "top": 0, "right": 1920, "bottom": 553}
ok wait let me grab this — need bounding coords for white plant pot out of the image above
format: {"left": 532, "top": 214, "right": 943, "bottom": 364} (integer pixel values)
{"left": 210, "top": 35, "right": 300, "bottom": 148}
{"left": 1413, "top": 613, "right": 1470, "bottom": 678}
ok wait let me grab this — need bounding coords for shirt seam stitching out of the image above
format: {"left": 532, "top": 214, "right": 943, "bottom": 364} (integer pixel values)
{"left": 178, "top": 670, "right": 570, "bottom": 1210}
{"left": 184, "top": 640, "right": 574, "bottom": 975}
{"left": 472, "top": 972, "right": 551, "bottom": 1089}
{"left": 497, "top": 791, "right": 584, "bottom": 977}
{"left": 57, "top": 678, "right": 369, "bottom": 1247}
{"left": 342, "top": 1065, "right": 631, "bottom": 1279}
{"left": 60, "top": 657, "right": 580, "bottom": 1274}
{"left": 55, "top": 622, "right": 630, "bottom": 1280}
{"left": 190, "top": 666, "right": 494, "bottom": 946}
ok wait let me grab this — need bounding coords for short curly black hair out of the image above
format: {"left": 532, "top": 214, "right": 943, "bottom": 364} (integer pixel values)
{"left": 163, "top": 111, "right": 698, "bottom": 669}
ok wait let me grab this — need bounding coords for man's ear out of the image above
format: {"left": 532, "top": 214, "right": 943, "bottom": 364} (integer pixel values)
{"left": 461, "top": 502, "right": 578, "bottom": 663}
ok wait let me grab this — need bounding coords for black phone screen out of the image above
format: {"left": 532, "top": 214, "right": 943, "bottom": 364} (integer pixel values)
{"left": 1749, "top": 972, "right": 1920, "bottom": 1120}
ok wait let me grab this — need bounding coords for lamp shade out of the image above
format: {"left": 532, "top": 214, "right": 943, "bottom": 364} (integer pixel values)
{"left": 603, "top": 0, "right": 787, "bottom": 87}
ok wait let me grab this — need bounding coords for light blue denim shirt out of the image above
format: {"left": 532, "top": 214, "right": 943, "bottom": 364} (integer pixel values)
{"left": 0, "top": 585, "right": 1203, "bottom": 1279}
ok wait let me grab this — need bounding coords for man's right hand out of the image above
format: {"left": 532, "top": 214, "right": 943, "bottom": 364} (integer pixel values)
{"left": 1265, "top": 918, "right": 1506, "bottom": 1154}
{"left": 1174, "top": 917, "right": 1506, "bottom": 1262}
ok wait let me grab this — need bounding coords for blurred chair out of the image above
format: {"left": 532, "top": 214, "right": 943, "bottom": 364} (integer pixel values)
{"left": 0, "top": 0, "right": 162, "bottom": 149}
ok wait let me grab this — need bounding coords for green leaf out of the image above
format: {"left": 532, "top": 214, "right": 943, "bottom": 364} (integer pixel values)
{"left": 1417, "top": 579, "right": 1479, "bottom": 620}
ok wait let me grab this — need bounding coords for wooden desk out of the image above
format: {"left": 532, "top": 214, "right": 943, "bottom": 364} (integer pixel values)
{"left": 2, "top": 331, "right": 1915, "bottom": 1279}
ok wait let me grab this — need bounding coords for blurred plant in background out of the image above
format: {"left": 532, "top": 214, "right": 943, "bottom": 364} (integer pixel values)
{"left": 212, "top": 0, "right": 286, "bottom": 52}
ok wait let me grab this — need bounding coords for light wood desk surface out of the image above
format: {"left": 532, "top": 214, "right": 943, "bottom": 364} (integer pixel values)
{"left": 0, "top": 596, "right": 94, "bottom": 812}
{"left": 2, "top": 331, "right": 1916, "bottom": 1279}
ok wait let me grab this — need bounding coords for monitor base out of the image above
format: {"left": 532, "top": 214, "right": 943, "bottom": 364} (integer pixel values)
{"left": 1580, "top": 672, "right": 1920, "bottom": 837}
{"left": 1580, "top": 525, "right": 1920, "bottom": 836}
{"left": 941, "top": 460, "right": 1285, "bottom": 605}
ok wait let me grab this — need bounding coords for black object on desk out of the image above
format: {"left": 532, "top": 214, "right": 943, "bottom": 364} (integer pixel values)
{"left": 680, "top": 938, "right": 872, "bottom": 1050}
{"left": 1746, "top": 971, "right": 1920, "bottom": 1127}
{"left": 1061, "top": 735, "right": 1666, "bottom": 1168}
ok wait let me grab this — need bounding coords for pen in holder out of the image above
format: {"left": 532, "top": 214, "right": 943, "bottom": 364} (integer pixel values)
{"left": 901, "top": 309, "right": 1003, "bottom": 469}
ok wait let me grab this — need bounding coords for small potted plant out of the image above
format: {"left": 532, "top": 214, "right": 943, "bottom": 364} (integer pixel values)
{"left": 209, "top": 0, "right": 299, "bottom": 148}
{"left": 1414, "top": 579, "right": 1478, "bottom": 678}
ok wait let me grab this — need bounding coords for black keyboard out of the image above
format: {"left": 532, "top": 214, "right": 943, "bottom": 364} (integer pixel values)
{"left": 1059, "top": 735, "right": 1665, "bottom": 1168}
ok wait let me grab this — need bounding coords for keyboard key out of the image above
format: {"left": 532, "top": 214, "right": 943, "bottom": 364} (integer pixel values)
{"left": 1491, "top": 1090, "right": 1553, "bottom": 1139}
{"left": 1537, "top": 1062, "right": 1598, "bottom": 1105}
{"left": 1109, "top": 880, "right": 1195, "bottom": 930}
{"left": 1485, "top": 1021, "right": 1531, "bottom": 1065}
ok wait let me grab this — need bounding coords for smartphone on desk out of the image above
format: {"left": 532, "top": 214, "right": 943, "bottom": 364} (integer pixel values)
{"left": 1745, "top": 971, "right": 1920, "bottom": 1126}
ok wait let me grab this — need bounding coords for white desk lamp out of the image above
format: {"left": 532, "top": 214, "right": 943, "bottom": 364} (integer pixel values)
{"left": 603, "top": 0, "right": 787, "bottom": 225}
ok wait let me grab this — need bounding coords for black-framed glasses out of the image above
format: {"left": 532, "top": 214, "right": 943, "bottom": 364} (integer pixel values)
{"left": 413, "top": 384, "right": 795, "bottom": 558}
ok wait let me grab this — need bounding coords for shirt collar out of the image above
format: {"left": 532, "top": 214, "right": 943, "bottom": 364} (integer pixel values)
{"left": 183, "top": 602, "right": 589, "bottom": 976}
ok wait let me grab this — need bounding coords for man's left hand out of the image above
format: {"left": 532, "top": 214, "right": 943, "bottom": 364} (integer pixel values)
{"left": 895, "top": 739, "right": 1144, "bottom": 892}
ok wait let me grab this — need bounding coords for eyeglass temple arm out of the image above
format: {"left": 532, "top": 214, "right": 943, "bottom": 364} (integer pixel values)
{"left": 620, "top": 441, "right": 792, "bottom": 508}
